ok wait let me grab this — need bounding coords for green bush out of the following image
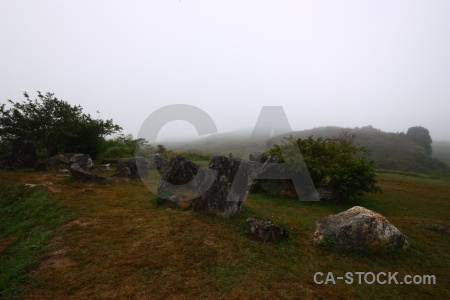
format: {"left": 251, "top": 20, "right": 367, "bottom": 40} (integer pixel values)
{"left": 267, "top": 135, "right": 381, "bottom": 202}
{"left": 97, "top": 134, "right": 154, "bottom": 162}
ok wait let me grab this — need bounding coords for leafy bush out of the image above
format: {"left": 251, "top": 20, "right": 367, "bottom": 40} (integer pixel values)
{"left": 267, "top": 134, "right": 381, "bottom": 201}
{"left": 97, "top": 134, "right": 154, "bottom": 161}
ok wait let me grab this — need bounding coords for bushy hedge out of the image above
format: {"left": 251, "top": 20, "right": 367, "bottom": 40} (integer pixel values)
{"left": 267, "top": 135, "right": 381, "bottom": 201}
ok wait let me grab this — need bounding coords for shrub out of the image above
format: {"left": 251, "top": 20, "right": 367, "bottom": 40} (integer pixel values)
{"left": 267, "top": 134, "right": 381, "bottom": 201}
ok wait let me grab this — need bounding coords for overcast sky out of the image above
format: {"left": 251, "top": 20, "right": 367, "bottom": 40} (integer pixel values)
{"left": 1, "top": 0, "right": 449, "bottom": 141}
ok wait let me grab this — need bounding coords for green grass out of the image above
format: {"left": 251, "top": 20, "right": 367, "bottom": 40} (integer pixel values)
{"left": 0, "top": 171, "right": 449, "bottom": 299}
{"left": 0, "top": 182, "right": 70, "bottom": 298}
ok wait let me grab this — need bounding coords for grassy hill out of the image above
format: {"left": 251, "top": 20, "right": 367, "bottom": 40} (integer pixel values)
{"left": 166, "top": 126, "right": 449, "bottom": 174}
{"left": 432, "top": 141, "right": 450, "bottom": 166}
{"left": 269, "top": 126, "right": 449, "bottom": 173}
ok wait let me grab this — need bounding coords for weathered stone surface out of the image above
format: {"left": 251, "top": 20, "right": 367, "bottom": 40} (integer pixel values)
{"left": 69, "top": 154, "right": 93, "bottom": 170}
{"left": 193, "top": 156, "right": 248, "bottom": 218}
{"left": 249, "top": 155, "right": 318, "bottom": 200}
{"left": 148, "top": 154, "right": 168, "bottom": 171}
{"left": 157, "top": 155, "right": 204, "bottom": 198}
{"left": 249, "top": 152, "right": 264, "bottom": 162}
{"left": 249, "top": 155, "right": 297, "bottom": 197}
{"left": 247, "top": 155, "right": 276, "bottom": 180}
{"left": 0, "top": 141, "right": 37, "bottom": 168}
{"left": 114, "top": 166, "right": 131, "bottom": 179}
{"left": 69, "top": 163, "right": 108, "bottom": 184}
{"left": 247, "top": 217, "right": 288, "bottom": 243}
{"left": 113, "top": 157, "right": 148, "bottom": 179}
{"left": 314, "top": 206, "right": 409, "bottom": 252}
{"left": 46, "top": 155, "right": 70, "bottom": 170}
{"left": 46, "top": 153, "right": 93, "bottom": 171}
{"left": 316, "top": 187, "right": 337, "bottom": 201}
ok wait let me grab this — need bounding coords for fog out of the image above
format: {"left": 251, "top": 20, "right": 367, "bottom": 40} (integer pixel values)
{"left": 1, "top": 0, "right": 449, "bottom": 142}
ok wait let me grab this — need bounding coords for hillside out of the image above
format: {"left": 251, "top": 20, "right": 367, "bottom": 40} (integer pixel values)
{"left": 432, "top": 141, "right": 450, "bottom": 166}
{"left": 166, "top": 126, "right": 449, "bottom": 173}
{"left": 268, "top": 126, "right": 449, "bottom": 173}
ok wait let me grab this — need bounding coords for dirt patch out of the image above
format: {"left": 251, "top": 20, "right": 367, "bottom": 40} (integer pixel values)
{"left": 203, "top": 235, "right": 220, "bottom": 248}
{"left": 0, "top": 235, "right": 16, "bottom": 255}
{"left": 39, "top": 247, "right": 76, "bottom": 269}
{"left": 64, "top": 218, "right": 96, "bottom": 228}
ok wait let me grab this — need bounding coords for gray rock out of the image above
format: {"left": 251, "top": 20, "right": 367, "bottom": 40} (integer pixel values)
{"left": 0, "top": 141, "right": 37, "bottom": 167}
{"left": 69, "top": 154, "right": 93, "bottom": 170}
{"left": 46, "top": 155, "right": 70, "bottom": 170}
{"left": 115, "top": 166, "right": 131, "bottom": 179}
{"left": 193, "top": 156, "right": 248, "bottom": 218}
{"left": 314, "top": 206, "right": 409, "bottom": 252}
{"left": 46, "top": 153, "right": 93, "bottom": 171}
{"left": 69, "top": 163, "right": 108, "bottom": 184}
{"left": 249, "top": 155, "right": 317, "bottom": 199}
{"left": 57, "top": 169, "right": 70, "bottom": 177}
{"left": 148, "top": 154, "right": 168, "bottom": 171}
{"left": 113, "top": 157, "right": 148, "bottom": 179}
{"left": 249, "top": 152, "right": 264, "bottom": 162}
{"left": 247, "top": 217, "right": 288, "bottom": 243}
{"left": 157, "top": 155, "right": 204, "bottom": 198}
{"left": 249, "top": 155, "right": 296, "bottom": 197}
{"left": 317, "top": 187, "right": 337, "bottom": 201}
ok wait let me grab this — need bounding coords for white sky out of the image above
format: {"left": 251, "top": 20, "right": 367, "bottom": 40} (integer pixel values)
{"left": 1, "top": 0, "right": 449, "bottom": 141}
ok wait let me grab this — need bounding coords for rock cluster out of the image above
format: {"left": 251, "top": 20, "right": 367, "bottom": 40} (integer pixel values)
{"left": 47, "top": 153, "right": 93, "bottom": 171}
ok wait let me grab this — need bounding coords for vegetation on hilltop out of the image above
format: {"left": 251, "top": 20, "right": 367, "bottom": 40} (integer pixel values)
{"left": 267, "top": 134, "right": 381, "bottom": 202}
{"left": 269, "top": 126, "right": 449, "bottom": 174}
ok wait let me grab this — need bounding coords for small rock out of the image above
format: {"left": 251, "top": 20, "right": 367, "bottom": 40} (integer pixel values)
{"left": 247, "top": 217, "right": 288, "bottom": 243}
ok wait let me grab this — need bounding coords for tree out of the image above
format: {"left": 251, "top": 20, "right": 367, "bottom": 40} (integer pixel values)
{"left": 407, "top": 126, "right": 432, "bottom": 155}
{"left": 0, "top": 92, "right": 122, "bottom": 158}
{"left": 267, "top": 134, "right": 381, "bottom": 202}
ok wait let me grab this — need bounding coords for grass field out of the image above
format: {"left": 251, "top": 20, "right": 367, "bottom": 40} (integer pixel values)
{"left": 0, "top": 169, "right": 449, "bottom": 299}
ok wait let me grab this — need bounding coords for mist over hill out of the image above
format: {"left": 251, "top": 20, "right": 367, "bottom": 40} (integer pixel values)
{"left": 165, "top": 125, "right": 449, "bottom": 173}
